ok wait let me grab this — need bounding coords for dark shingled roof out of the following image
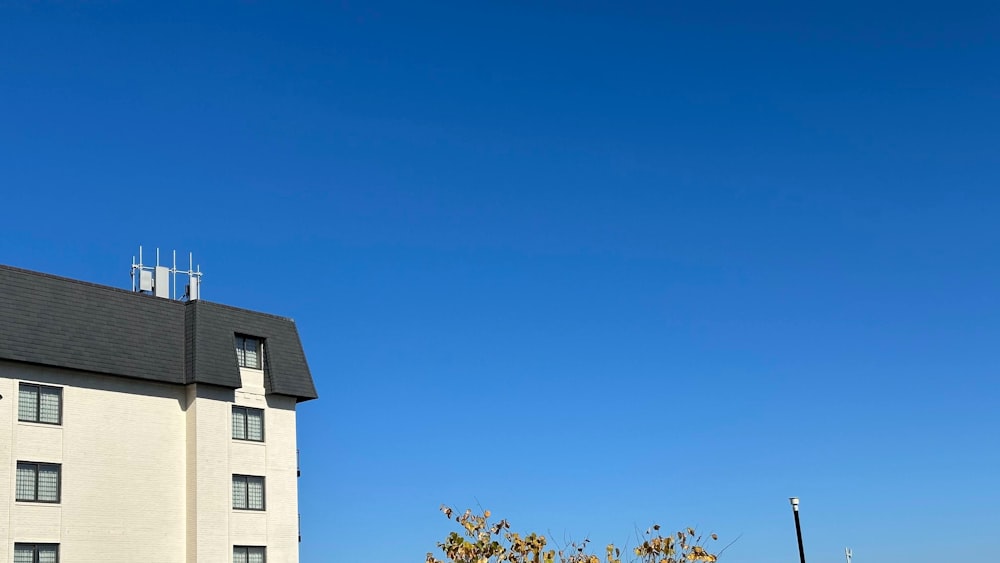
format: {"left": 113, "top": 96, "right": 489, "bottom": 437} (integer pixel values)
{"left": 0, "top": 264, "right": 317, "bottom": 402}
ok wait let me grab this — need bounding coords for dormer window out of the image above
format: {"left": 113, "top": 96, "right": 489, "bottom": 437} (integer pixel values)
{"left": 235, "top": 335, "right": 262, "bottom": 369}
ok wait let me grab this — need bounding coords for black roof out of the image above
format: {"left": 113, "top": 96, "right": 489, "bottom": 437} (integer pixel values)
{"left": 0, "top": 265, "right": 317, "bottom": 402}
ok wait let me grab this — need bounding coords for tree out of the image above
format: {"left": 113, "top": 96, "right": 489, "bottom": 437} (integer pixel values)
{"left": 426, "top": 506, "right": 720, "bottom": 563}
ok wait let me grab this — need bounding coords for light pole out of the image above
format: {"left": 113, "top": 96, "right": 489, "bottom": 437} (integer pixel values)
{"left": 789, "top": 497, "right": 806, "bottom": 563}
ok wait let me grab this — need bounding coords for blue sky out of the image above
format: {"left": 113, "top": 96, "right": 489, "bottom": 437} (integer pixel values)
{"left": 2, "top": 2, "right": 998, "bottom": 562}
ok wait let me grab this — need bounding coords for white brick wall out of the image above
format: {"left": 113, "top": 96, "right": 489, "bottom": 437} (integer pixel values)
{"left": 1, "top": 360, "right": 301, "bottom": 563}
{"left": 263, "top": 394, "right": 300, "bottom": 563}
{"left": 2, "top": 361, "right": 188, "bottom": 562}
{"left": 0, "top": 375, "right": 12, "bottom": 563}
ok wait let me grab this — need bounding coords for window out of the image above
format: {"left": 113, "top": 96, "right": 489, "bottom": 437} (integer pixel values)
{"left": 18, "top": 383, "right": 62, "bottom": 424}
{"left": 233, "top": 546, "right": 266, "bottom": 563}
{"left": 232, "top": 406, "right": 265, "bottom": 441}
{"left": 14, "top": 543, "right": 58, "bottom": 563}
{"left": 232, "top": 475, "right": 265, "bottom": 510}
{"left": 235, "top": 335, "right": 262, "bottom": 369}
{"left": 16, "top": 462, "right": 60, "bottom": 503}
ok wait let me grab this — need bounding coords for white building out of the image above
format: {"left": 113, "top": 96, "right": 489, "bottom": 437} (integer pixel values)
{"left": 0, "top": 264, "right": 318, "bottom": 563}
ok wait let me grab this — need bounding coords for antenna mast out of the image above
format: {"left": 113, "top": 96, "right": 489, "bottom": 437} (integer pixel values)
{"left": 130, "top": 245, "right": 203, "bottom": 301}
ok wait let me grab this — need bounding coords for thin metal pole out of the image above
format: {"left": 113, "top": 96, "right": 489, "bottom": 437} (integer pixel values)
{"left": 793, "top": 510, "right": 806, "bottom": 563}
{"left": 790, "top": 498, "right": 806, "bottom": 563}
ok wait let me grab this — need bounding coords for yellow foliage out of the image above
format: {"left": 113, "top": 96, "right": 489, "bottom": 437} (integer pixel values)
{"left": 427, "top": 507, "right": 720, "bottom": 563}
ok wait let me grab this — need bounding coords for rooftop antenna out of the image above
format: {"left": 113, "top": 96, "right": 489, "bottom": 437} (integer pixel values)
{"left": 845, "top": 548, "right": 852, "bottom": 563}
{"left": 130, "top": 245, "right": 203, "bottom": 301}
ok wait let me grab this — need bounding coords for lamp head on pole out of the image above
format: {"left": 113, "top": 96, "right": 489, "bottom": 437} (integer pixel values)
{"left": 789, "top": 497, "right": 800, "bottom": 511}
